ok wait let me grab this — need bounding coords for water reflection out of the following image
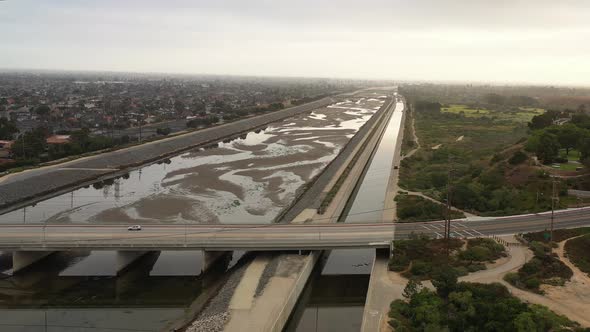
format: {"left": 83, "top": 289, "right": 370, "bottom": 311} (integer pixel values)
{"left": 284, "top": 249, "right": 374, "bottom": 332}
{"left": 0, "top": 249, "right": 241, "bottom": 332}
{"left": 0, "top": 99, "right": 383, "bottom": 225}
{"left": 344, "top": 99, "right": 404, "bottom": 223}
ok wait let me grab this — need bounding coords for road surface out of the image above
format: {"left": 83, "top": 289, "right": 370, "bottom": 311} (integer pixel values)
{"left": 0, "top": 207, "right": 588, "bottom": 251}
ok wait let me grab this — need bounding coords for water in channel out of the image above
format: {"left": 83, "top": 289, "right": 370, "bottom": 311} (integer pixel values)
{"left": 286, "top": 94, "right": 405, "bottom": 332}
{"left": 344, "top": 96, "right": 404, "bottom": 223}
{"left": 0, "top": 97, "right": 384, "bottom": 225}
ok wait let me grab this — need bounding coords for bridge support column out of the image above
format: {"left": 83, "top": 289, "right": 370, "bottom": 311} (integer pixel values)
{"left": 12, "top": 251, "right": 55, "bottom": 273}
{"left": 116, "top": 251, "right": 155, "bottom": 275}
{"left": 202, "top": 251, "right": 230, "bottom": 272}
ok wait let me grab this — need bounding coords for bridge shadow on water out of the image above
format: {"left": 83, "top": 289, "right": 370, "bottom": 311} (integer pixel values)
{"left": 284, "top": 249, "right": 374, "bottom": 332}
{"left": 0, "top": 249, "right": 243, "bottom": 332}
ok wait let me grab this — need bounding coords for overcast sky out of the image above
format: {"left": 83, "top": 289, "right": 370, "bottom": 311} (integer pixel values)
{"left": 1, "top": 0, "right": 590, "bottom": 85}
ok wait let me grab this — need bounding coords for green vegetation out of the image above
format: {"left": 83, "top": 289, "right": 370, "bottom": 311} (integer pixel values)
{"left": 523, "top": 227, "right": 590, "bottom": 243}
{"left": 504, "top": 241, "right": 572, "bottom": 293}
{"left": 522, "top": 227, "right": 590, "bottom": 279}
{"left": 398, "top": 100, "right": 570, "bottom": 216}
{"left": 395, "top": 194, "right": 464, "bottom": 222}
{"left": 156, "top": 127, "right": 171, "bottom": 136}
{"left": 565, "top": 234, "right": 590, "bottom": 277}
{"left": 526, "top": 113, "right": 590, "bottom": 169}
{"left": 186, "top": 115, "right": 220, "bottom": 128}
{"left": 397, "top": 84, "right": 590, "bottom": 216}
{"left": 388, "top": 235, "right": 506, "bottom": 279}
{"left": 389, "top": 269, "right": 583, "bottom": 332}
{"left": 401, "top": 104, "right": 416, "bottom": 156}
{"left": 442, "top": 103, "right": 544, "bottom": 123}
{"left": 0, "top": 117, "right": 18, "bottom": 140}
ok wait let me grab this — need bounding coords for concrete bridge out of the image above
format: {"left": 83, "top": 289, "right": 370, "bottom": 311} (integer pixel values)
{"left": 2, "top": 206, "right": 590, "bottom": 272}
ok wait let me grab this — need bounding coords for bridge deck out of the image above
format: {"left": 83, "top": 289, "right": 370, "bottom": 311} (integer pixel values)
{"left": 0, "top": 208, "right": 588, "bottom": 251}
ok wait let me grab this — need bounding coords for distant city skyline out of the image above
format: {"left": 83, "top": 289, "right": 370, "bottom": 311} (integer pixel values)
{"left": 2, "top": 0, "right": 590, "bottom": 86}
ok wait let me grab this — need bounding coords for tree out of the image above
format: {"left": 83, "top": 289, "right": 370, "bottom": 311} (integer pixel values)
{"left": 557, "top": 124, "right": 582, "bottom": 155}
{"left": 432, "top": 267, "right": 458, "bottom": 300}
{"left": 403, "top": 278, "right": 423, "bottom": 299}
{"left": 508, "top": 151, "right": 528, "bottom": 165}
{"left": 0, "top": 117, "right": 19, "bottom": 140}
{"left": 528, "top": 110, "right": 559, "bottom": 130}
{"left": 35, "top": 105, "right": 51, "bottom": 119}
{"left": 70, "top": 128, "right": 91, "bottom": 150}
{"left": 11, "top": 127, "right": 48, "bottom": 159}
{"left": 535, "top": 131, "right": 560, "bottom": 164}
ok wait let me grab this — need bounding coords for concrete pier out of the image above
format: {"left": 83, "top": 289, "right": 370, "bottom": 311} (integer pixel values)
{"left": 203, "top": 251, "right": 229, "bottom": 272}
{"left": 12, "top": 251, "right": 55, "bottom": 273}
{"left": 116, "top": 251, "right": 155, "bottom": 274}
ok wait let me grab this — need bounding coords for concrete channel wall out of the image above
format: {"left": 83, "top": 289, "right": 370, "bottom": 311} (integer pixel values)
{"left": 232, "top": 94, "right": 399, "bottom": 332}
{"left": 265, "top": 251, "right": 321, "bottom": 332}
{"left": 278, "top": 96, "right": 396, "bottom": 223}
{"left": 0, "top": 98, "right": 333, "bottom": 210}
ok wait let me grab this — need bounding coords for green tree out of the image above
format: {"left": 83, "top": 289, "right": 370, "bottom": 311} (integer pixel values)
{"left": 535, "top": 131, "right": 560, "bottom": 164}
{"left": 35, "top": 105, "right": 51, "bottom": 118}
{"left": 557, "top": 124, "right": 582, "bottom": 155}
{"left": 0, "top": 117, "right": 19, "bottom": 140}
{"left": 528, "top": 110, "right": 559, "bottom": 130}
{"left": 432, "top": 267, "right": 458, "bottom": 300}
{"left": 403, "top": 278, "right": 423, "bottom": 299}
{"left": 70, "top": 128, "right": 91, "bottom": 151}
{"left": 12, "top": 127, "right": 48, "bottom": 159}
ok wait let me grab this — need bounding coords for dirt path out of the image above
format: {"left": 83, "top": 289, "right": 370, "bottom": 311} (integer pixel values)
{"left": 402, "top": 190, "right": 477, "bottom": 218}
{"left": 534, "top": 237, "right": 590, "bottom": 327}
{"left": 480, "top": 237, "right": 590, "bottom": 327}
{"left": 557, "top": 236, "right": 590, "bottom": 282}
{"left": 461, "top": 241, "right": 530, "bottom": 284}
{"left": 401, "top": 112, "right": 420, "bottom": 161}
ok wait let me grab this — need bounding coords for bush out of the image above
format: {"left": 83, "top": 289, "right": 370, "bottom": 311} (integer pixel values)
{"left": 410, "top": 260, "right": 433, "bottom": 276}
{"left": 504, "top": 272, "right": 520, "bottom": 284}
{"left": 509, "top": 150, "right": 528, "bottom": 165}
{"left": 524, "top": 277, "right": 541, "bottom": 290}
{"left": 156, "top": 127, "right": 171, "bottom": 135}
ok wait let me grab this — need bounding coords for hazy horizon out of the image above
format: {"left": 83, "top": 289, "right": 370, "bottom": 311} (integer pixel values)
{"left": 2, "top": 0, "right": 590, "bottom": 86}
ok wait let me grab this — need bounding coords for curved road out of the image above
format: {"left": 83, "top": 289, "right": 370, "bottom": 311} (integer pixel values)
{"left": 0, "top": 207, "right": 588, "bottom": 251}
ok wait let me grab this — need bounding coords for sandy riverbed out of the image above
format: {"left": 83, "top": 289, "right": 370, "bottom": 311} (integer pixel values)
{"left": 0, "top": 97, "right": 385, "bottom": 224}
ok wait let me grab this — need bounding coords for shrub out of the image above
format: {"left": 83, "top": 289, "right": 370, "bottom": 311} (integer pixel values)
{"left": 524, "top": 277, "right": 541, "bottom": 290}
{"left": 509, "top": 150, "right": 528, "bottom": 165}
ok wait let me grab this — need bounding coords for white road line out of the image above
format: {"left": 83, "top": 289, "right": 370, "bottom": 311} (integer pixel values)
{"left": 462, "top": 229, "right": 476, "bottom": 237}
{"left": 422, "top": 225, "right": 435, "bottom": 231}
{"left": 473, "top": 229, "right": 485, "bottom": 237}
{"left": 452, "top": 230, "right": 467, "bottom": 238}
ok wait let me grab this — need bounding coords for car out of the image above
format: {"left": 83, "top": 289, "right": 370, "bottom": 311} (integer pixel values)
{"left": 127, "top": 225, "right": 142, "bottom": 231}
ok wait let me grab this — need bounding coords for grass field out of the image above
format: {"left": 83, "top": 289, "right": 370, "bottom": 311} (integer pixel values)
{"left": 441, "top": 104, "right": 544, "bottom": 123}
{"left": 553, "top": 149, "right": 585, "bottom": 171}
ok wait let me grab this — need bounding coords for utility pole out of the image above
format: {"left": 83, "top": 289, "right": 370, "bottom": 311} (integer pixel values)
{"left": 445, "top": 156, "right": 454, "bottom": 241}
{"left": 550, "top": 178, "right": 558, "bottom": 242}
{"left": 444, "top": 155, "right": 454, "bottom": 259}
{"left": 138, "top": 114, "right": 143, "bottom": 143}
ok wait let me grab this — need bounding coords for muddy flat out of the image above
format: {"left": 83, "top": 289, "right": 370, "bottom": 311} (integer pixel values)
{"left": 1, "top": 97, "right": 385, "bottom": 224}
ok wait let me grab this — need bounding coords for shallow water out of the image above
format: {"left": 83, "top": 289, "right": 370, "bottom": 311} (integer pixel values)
{"left": 344, "top": 97, "right": 405, "bottom": 223}
{"left": 0, "top": 98, "right": 384, "bottom": 225}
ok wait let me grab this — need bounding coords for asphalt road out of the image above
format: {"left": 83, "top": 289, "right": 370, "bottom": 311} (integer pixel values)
{"left": 0, "top": 207, "right": 588, "bottom": 251}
